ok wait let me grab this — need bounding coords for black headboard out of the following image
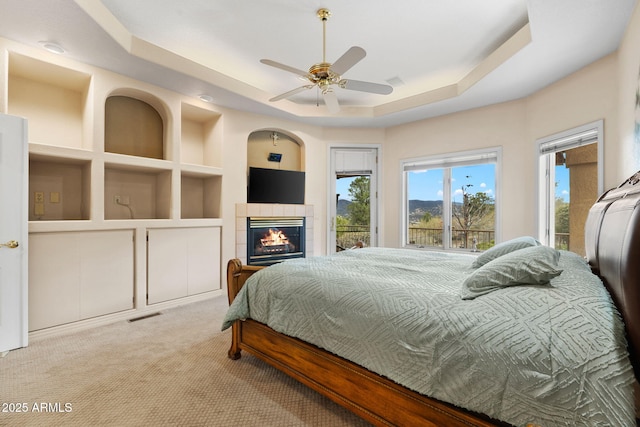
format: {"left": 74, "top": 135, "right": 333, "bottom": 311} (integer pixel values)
{"left": 585, "top": 171, "right": 640, "bottom": 378}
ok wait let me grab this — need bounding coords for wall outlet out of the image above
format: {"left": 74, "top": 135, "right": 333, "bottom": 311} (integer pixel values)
{"left": 114, "top": 195, "right": 130, "bottom": 205}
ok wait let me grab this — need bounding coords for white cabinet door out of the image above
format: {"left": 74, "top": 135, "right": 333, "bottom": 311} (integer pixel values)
{"left": 147, "top": 227, "right": 221, "bottom": 304}
{"left": 147, "top": 228, "right": 189, "bottom": 304}
{"left": 29, "top": 230, "right": 134, "bottom": 331}
{"left": 29, "top": 233, "right": 81, "bottom": 331}
{"left": 186, "top": 227, "right": 220, "bottom": 295}
{"left": 79, "top": 231, "right": 134, "bottom": 318}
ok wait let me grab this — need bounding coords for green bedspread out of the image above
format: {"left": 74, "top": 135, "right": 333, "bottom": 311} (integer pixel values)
{"left": 222, "top": 247, "right": 634, "bottom": 426}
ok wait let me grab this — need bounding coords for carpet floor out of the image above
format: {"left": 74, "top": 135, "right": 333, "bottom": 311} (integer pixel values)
{"left": 0, "top": 296, "right": 371, "bottom": 426}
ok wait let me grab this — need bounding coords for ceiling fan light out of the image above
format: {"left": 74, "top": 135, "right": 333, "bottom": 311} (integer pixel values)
{"left": 261, "top": 8, "right": 390, "bottom": 108}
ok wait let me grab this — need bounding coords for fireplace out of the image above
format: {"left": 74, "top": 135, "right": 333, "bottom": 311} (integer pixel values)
{"left": 247, "top": 217, "right": 305, "bottom": 265}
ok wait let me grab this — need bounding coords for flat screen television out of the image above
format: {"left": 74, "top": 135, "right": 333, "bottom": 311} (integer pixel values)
{"left": 247, "top": 167, "right": 305, "bottom": 204}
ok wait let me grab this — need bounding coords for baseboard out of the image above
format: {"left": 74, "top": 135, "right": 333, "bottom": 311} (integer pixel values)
{"left": 28, "top": 289, "right": 225, "bottom": 341}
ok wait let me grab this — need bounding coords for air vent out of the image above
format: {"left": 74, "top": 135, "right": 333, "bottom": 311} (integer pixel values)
{"left": 127, "top": 312, "right": 161, "bottom": 323}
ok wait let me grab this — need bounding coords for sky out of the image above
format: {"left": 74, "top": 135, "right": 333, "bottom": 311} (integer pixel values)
{"left": 555, "top": 165, "right": 570, "bottom": 202}
{"left": 336, "top": 163, "right": 571, "bottom": 202}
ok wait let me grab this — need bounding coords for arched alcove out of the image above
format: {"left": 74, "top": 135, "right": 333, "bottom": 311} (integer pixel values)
{"left": 105, "top": 93, "right": 165, "bottom": 159}
{"left": 247, "top": 129, "right": 304, "bottom": 171}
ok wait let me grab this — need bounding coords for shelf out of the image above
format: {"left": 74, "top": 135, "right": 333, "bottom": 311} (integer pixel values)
{"left": 104, "top": 165, "right": 171, "bottom": 220}
{"left": 8, "top": 53, "right": 91, "bottom": 150}
{"left": 29, "top": 143, "right": 94, "bottom": 161}
{"left": 105, "top": 95, "right": 165, "bottom": 160}
{"left": 29, "top": 155, "right": 90, "bottom": 221}
{"left": 104, "top": 152, "right": 173, "bottom": 171}
{"left": 180, "top": 163, "right": 222, "bottom": 176}
{"left": 181, "top": 103, "right": 222, "bottom": 168}
{"left": 181, "top": 172, "right": 222, "bottom": 219}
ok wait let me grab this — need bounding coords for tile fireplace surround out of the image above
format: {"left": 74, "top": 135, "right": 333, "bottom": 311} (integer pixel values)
{"left": 236, "top": 203, "right": 315, "bottom": 265}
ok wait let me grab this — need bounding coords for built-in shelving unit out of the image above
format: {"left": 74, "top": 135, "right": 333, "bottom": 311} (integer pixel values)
{"left": 181, "top": 171, "right": 222, "bottom": 219}
{"left": 8, "top": 53, "right": 91, "bottom": 150}
{"left": 181, "top": 102, "right": 223, "bottom": 168}
{"left": 104, "top": 163, "right": 172, "bottom": 220}
{"left": 29, "top": 154, "right": 91, "bottom": 221}
{"left": 3, "top": 44, "right": 225, "bottom": 334}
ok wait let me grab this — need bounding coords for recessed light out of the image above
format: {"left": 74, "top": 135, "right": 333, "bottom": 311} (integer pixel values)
{"left": 198, "top": 94, "right": 214, "bottom": 103}
{"left": 38, "top": 41, "right": 65, "bottom": 54}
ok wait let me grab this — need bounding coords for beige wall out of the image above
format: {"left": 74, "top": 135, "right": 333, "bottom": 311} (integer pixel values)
{"left": 8, "top": 1, "right": 640, "bottom": 268}
{"left": 384, "top": 101, "right": 527, "bottom": 246}
{"left": 218, "top": 108, "right": 386, "bottom": 264}
{"left": 618, "top": 0, "right": 640, "bottom": 183}
{"left": 222, "top": 2, "right": 640, "bottom": 256}
{"left": 381, "top": 50, "right": 622, "bottom": 247}
{"left": 247, "top": 130, "right": 302, "bottom": 171}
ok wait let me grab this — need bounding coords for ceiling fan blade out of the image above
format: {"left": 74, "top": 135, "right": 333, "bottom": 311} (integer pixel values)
{"left": 269, "top": 85, "right": 314, "bottom": 102}
{"left": 260, "top": 59, "right": 310, "bottom": 78}
{"left": 330, "top": 46, "right": 366, "bottom": 76}
{"left": 323, "top": 90, "right": 340, "bottom": 114}
{"left": 340, "top": 79, "right": 393, "bottom": 95}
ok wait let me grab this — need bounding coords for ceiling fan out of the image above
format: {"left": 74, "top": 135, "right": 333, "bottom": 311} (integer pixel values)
{"left": 260, "top": 8, "right": 393, "bottom": 113}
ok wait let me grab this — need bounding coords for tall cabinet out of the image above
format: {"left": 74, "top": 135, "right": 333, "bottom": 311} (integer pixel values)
{"left": 3, "top": 43, "right": 224, "bottom": 334}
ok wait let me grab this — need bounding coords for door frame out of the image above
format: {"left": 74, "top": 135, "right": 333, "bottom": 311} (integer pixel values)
{"left": 327, "top": 144, "right": 382, "bottom": 254}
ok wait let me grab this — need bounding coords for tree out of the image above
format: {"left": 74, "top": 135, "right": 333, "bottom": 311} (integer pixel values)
{"left": 347, "top": 176, "right": 370, "bottom": 225}
{"left": 555, "top": 198, "right": 569, "bottom": 233}
{"left": 452, "top": 177, "right": 494, "bottom": 248}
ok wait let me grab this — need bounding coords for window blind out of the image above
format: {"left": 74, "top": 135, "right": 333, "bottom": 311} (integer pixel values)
{"left": 403, "top": 150, "right": 498, "bottom": 172}
{"left": 335, "top": 149, "right": 375, "bottom": 175}
{"left": 538, "top": 128, "right": 598, "bottom": 154}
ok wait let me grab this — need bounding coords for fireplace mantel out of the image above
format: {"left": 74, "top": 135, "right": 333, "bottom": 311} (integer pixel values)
{"left": 236, "top": 203, "right": 314, "bottom": 265}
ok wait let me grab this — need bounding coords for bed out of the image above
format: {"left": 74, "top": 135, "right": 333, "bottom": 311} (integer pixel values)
{"left": 222, "top": 172, "right": 640, "bottom": 426}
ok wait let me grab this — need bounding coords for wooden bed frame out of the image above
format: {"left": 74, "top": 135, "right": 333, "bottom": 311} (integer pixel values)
{"left": 226, "top": 172, "right": 640, "bottom": 426}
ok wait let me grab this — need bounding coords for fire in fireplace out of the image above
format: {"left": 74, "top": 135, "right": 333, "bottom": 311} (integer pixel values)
{"left": 248, "top": 217, "right": 305, "bottom": 265}
{"left": 258, "top": 228, "right": 294, "bottom": 254}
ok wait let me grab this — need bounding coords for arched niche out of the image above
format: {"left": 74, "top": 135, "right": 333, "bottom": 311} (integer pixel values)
{"left": 247, "top": 129, "right": 304, "bottom": 171}
{"left": 105, "top": 90, "right": 168, "bottom": 160}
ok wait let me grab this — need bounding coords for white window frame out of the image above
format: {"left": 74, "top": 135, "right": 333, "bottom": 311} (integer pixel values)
{"left": 400, "top": 147, "right": 502, "bottom": 250}
{"left": 536, "top": 120, "right": 604, "bottom": 247}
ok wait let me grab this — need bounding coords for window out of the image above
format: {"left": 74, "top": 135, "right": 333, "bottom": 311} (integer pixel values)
{"left": 402, "top": 148, "right": 501, "bottom": 250}
{"left": 537, "top": 120, "right": 603, "bottom": 256}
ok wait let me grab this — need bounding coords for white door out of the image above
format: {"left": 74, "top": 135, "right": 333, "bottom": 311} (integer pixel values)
{"left": 0, "top": 114, "right": 28, "bottom": 353}
{"left": 329, "top": 147, "right": 379, "bottom": 253}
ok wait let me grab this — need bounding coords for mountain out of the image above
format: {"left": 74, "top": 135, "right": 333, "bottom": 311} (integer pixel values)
{"left": 337, "top": 199, "right": 444, "bottom": 222}
{"left": 337, "top": 199, "right": 351, "bottom": 217}
{"left": 408, "top": 200, "right": 443, "bottom": 223}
